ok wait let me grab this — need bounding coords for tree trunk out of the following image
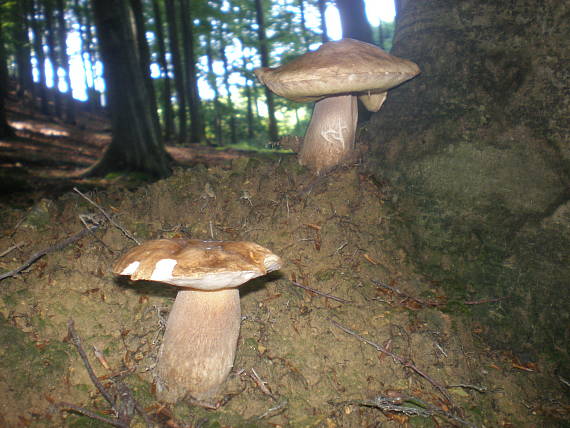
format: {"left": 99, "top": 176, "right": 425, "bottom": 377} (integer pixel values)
{"left": 363, "top": 0, "right": 570, "bottom": 362}
{"left": 14, "top": 0, "right": 34, "bottom": 98}
{"left": 335, "top": 0, "right": 373, "bottom": 43}
{"left": 151, "top": 0, "right": 174, "bottom": 140}
{"left": 88, "top": 0, "right": 171, "bottom": 178}
{"left": 298, "top": 0, "right": 310, "bottom": 50}
{"left": 254, "top": 0, "right": 278, "bottom": 142}
{"left": 165, "top": 0, "right": 187, "bottom": 143}
{"left": 219, "top": 28, "right": 236, "bottom": 145}
{"left": 317, "top": 0, "right": 329, "bottom": 43}
{"left": 30, "top": 0, "right": 50, "bottom": 115}
{"left": 0, "top": 18, "right": 14, "bottom": 138}
{"left": 205, "top": 32, "right": 221, "bottom": 145}
{"left": 130, "top": 0, "right": 161, "bottom": 138}
{"left": 179, "top": 0, "right": 205, "bottom": 143}
{"left": 56, "top": 0, "right": 76, "bottom": 123}
{"left": 44, "top": 0, "right": 62, "bottom": 117}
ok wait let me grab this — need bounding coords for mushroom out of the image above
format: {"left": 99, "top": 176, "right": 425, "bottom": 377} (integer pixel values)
{"left": 254, "top": 38, "right": 420, "bottom": 175}
{"left": 113, "top": 238, "right": 282, "bottom": 403}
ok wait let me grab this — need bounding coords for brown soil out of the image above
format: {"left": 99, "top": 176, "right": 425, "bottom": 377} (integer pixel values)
{"left": 0, "top": 101, "right": 568, "bottom": 427}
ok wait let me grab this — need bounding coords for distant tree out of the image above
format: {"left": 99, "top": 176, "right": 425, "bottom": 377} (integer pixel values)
{"left": 56, "top": 0, "right": 76, "bottom": 123}
{"left": 317, "top": 0, "right": 329, "bottom": 43}
{"left": 87, "top": 0, "right": 171, "bottom": 178}
{"left": 151, "top": 0, "right": 175, "bottom": 140}
{"left": 335, "top": 0, "right": 374, "bottom": 43}
{"left": 0, "top": 14, "right": 14, "bottom": 138}
{"left": 165, "top": 0, "right": 187, "bottom": 143}
{"left": 30, "top": 0, "right": 50, "bottom": 114}
{"left": 254, "top": 0, "right": 278, "bottom": 142}
{"left": 179, "top": 0, "right": 205, "bottom": 143}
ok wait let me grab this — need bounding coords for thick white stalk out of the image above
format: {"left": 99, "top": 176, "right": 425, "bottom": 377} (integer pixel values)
{"left": 155, "top": 288, "right": 241, "bottom": 402}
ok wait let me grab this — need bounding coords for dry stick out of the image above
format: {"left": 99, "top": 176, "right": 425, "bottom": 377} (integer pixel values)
{"left": 337, "top": 395, "right": 477, "bottom": 428}
{"left": 372, "top": 279, "right": 441, "bottom": 307}
{"left": 66, "top": 319, "right": 116, "bottom": 408}
{"left": 330, "top": 320, "right": 455, "bottom": 406}
{"left": 0, "top": 241, "right": 24, "bottom": 257}
{"left": 0, "top": 225, "right": 99, "bottom": 282}
{"left": 73, "top": 187, "right": 140, "bottom": 245}
{"left": 290, "top": 280, "right": 351, "bottom": 304}
{"left": 56, "top": 402, "right": 128, "bottom": 428}
{"left": 65, "top": 320, "right": 154, "bottom": 428}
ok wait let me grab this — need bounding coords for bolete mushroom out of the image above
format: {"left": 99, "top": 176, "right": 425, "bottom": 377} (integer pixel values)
{"left": 254, "top": 38, "right": 420, "bottom": 175}
{"left": 113, "top": 238, "right": 282, "bottom": 403}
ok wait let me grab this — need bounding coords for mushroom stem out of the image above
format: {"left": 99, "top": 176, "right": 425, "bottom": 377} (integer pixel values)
{"left": 155, "top": 288, "right": 241, "bottom": 402}
{"left": 299, "top": 94, "right": 358, "bottom": 175}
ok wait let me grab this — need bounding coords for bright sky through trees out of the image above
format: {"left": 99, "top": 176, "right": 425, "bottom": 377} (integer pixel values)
{"left": 41, "top": 0, "right": 396, "bottom": 102}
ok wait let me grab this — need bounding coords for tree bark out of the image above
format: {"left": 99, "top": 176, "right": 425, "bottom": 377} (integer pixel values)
{"left": 130, "top": 0, "right": 161, "bottom": 138}
{"left": 254, "top": 0, "right": 278, "bottom": 142}
{"left": 14, "top": 0, "right": 35, "bottom": 98}
{"left": 56, "top": 0, "right": 76, "bottom": 123}
{"left": 205, "top": 31, "right": 222, "bottom": 145}
{"left": 317, "top": 0, "right": 329, "bottom": 44}
{"left": 219, "top": 27, "right": 237, "bottom": 145}
{"left": 151, "top": 0, "right": 174, "bottom": 140}
{"left": 87, "top": 0, "right": 171, "bottom": 178}
{"left": 165, "top": 0, "right": 187, "bottom": 143}
{"left": 335, "top": 0, "right": 374, "bottom": 44}
{"left": 30, "top": 0, "right": 50, "bottom": 115}
{"left": 44, "top": 0, "right": 62, "bottom": 117}
{"left": 179, "top": 0, "right": 205, "bottom": 143}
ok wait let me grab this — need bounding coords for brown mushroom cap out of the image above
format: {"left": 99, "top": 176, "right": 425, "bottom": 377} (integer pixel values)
{"left": 113, "top": 238, "right": 282, "bottom": 289}
{"left": 254, "top": 38, "right": 420, "bottom": 106}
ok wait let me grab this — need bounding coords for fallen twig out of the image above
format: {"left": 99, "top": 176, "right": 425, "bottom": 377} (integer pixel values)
{"left": 0, "top": 225, "right": 99, "bottom": 282}
{"left": 335, "top": 393, "right": 477, "bottom": 428}
{"left": 0, "top": 241, "right": 24, "bottom": 257}
{"left": 74, "top": 187, "right": 140, "bottom": 245}
{"left": 58, "top": 319, "right": 153, "bottom": 427}
{"left": 372, "top": 279, "right": 442, "bottom": 308}
{"left": 290, "top": 280, "right": 351, "bottom": 304}
{"left": 331, "top": 320, "right": 455, "bottom": 406}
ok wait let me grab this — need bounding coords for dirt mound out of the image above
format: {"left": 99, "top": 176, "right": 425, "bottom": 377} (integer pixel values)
{"left": 0, "top": 158, "right": 567, "bottom": 426}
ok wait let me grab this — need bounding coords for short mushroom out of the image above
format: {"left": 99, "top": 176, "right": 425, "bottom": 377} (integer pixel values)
{"left": 113, "top": 238, "right": 282, "bottom": 403}
{"left": 254, "top": 38, "right": 420, "bottom": 175}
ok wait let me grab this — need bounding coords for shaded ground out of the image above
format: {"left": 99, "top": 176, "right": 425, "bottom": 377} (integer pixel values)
{"left": 0, "top": 102, "right": 569, "bottom": 427}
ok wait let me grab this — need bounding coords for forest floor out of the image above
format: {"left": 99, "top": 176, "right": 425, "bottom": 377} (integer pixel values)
{"left": 0, "top": 96, "right": 568, "bottom": 427}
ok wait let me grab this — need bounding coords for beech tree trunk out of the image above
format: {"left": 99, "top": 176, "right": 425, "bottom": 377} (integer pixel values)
{"left": 335, "top": 0, "right": 374, "bottom": 43}
{"left": 254, "top": 0, "right": 279, "bottom": 142}
{"left": 364, "top": 0, "right": 570, "bottom": 362}
{"left": 179, "top": 0, "right": 205, "bottom": 143}
{"left": 151, "top": 0, "right": 174, "bottom": 140}
{"left": 87, "top": 0, "right": 171, "bottom": 178}
{"left": 165, "top": 0, "right": 187, "bottom": 143}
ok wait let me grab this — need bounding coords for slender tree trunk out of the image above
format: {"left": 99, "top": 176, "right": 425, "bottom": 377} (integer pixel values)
{"left": 335, "top": 0, "right": 374, "bottom": 43}
{"left": 151, "top": 0, "right": 174, "bottom": 140}
{"left": 298, "top": 0, "right": 310, "bottom": 50}
{"left": 165, "top": 0, "right": 187, "bottom": 143}
{"left": 88, "top": 0, "right": 171, "bottom": 178}
{"left": 130, "top": 0, "right": 161, "bottom": 138}
{"left": 241, "top": 53, "right": 254, "bottom": 141}
{"left": 219, "top": 28, "right": 236, "bottom": 144}
{"left": 179, "top": 0, "right": 204, "bottom": 143}
{"left": 205, "top": 32, "right": 221, "bottom": 145}
{"left": 44, "top": 0, "right": 62, "bottom": 117}
{"left": 254, "top": 0, "right": 278, "bottom": 142}
{"left": 56, "top": 0, "right": 76, "bottom": 123}
{"left": 14, "top": 0, "right": 34, "bottom": 98}
{"left": 317, "top": 0, "right": 329, "bottom": 43}
{"left": 0, "top": 18, "right": 14, "bottom": 138}
{"left": 30, "top": 0, "right": 50, "bottom": 114}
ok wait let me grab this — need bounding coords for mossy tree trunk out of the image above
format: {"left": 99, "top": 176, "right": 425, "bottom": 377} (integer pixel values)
{"left": 363, "top": 0, "right": 570, "bottom": 361}
{"left": 88, "top": 0, "right": 171, "bottom": 179}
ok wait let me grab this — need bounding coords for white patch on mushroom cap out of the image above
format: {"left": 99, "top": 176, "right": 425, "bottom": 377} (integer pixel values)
{"left": 151, "top": 259, "right": 178, "bottom": 281}
{"left": 121, "top": 261, "right": 140, "bottom": 276}
{"left": 263, "top": 254, "right": 282, "bottom": 272}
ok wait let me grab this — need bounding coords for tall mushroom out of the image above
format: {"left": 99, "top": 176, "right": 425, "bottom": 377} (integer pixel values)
{"left": 113, "top": 238, "right": 282, "bottom": 403}
{"left": 254, "top": 38, "right": 420, "bottom": 175}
